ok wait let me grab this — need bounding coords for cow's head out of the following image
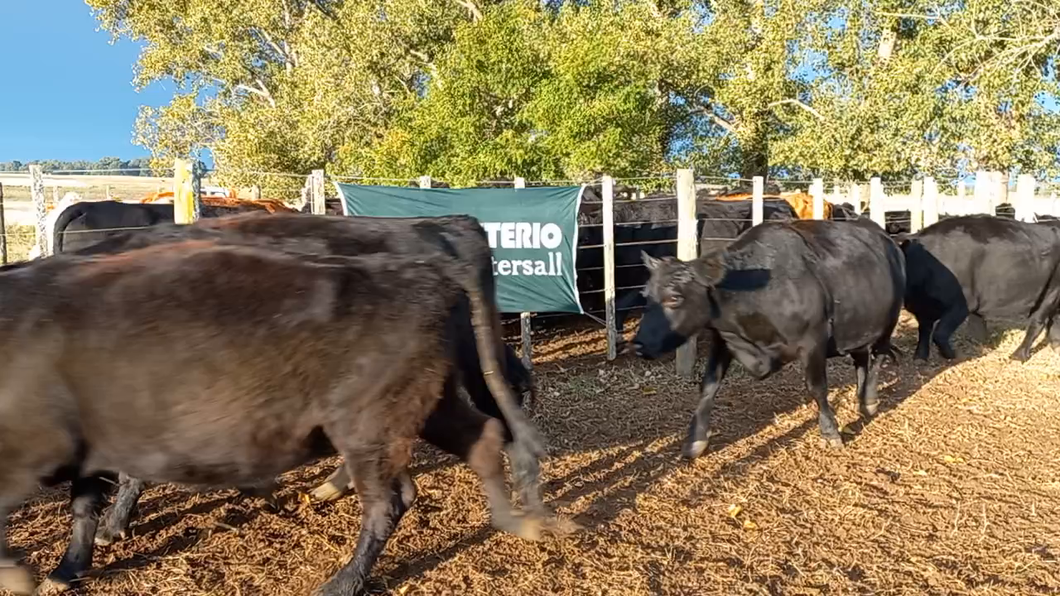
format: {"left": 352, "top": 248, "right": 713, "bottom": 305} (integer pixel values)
{"left": 631, "top": 251, "right": 726, "bottom": 359}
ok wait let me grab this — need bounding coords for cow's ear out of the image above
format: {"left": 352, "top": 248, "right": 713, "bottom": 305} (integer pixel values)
{"left": 691, "top": 254, "right": 726, "bottom": 287}
{"left": 641, "top": 251, "right": 663, "bottom": 271}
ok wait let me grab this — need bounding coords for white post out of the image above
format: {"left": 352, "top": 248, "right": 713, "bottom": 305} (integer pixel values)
{"left": 676, "top": 168, "right": 698, "bottom": 378}
{"left": 870, "top": 177, "right": 886, "bottom": 229}
{"left": 602, "top": 176, "right": 617, "bottom": 360}
{"left": 311, "top": 169, "right": 326, "bottom": 215}
{"left": 923, "top": 177, "right": 939, "bottom": 228}
{"left": 751, "top": 176, "right": 764, "bottom": 225}
{"left": 810, "top": 178, "right": 825, "bottom": 220}
{"left": 1016, "top": 174, "right": 1036, "bottom": 222}
{"left": 850, "top": 183, "right": 863, "bottom": 215}
{"left": 991, "top": 171, "right": 1007, "bottom": 212}
{"left": 419, "top": 175, "right": 432, "bottom": 189}
{"left": 29, "top": 164, "right": 48, "bottom": 257}
{"left": 514, "top": 177, "right": 533, "bottom": 369}
{"left": 974, "top": 170, "right": 990, "bottom": 215}
{"left": 956, "top": 178, "right": 967, "bottom": 215}
{"left": 909, "top": 179, "right": 924, "bottom": 233}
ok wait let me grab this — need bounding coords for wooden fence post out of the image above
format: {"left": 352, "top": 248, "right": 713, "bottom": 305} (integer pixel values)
{"left": 311, "top": 169, "right": 326, "bottom": 215}
{"left": 923, "top": 177, "right": 939, "bottom": 228}
{"left": 602, "top": 175, "right": 617, "bottom": 361}
{"left": 751, "top": 176, "right": 764, "bottom": 225}
{"left": 675, "top": 168, "right": 698, "bottom": 378}
{"left": 29, "top": 164, "right": 48, "bottom": 257}
{"left": 909, "top": 179, "right": 924, "bottom": 232}
{"left": 172, "top": 158, "right": 197, "bottom": 224}
{"left": 512, "top": 177, "right": 534, "bottom": 369}
{"left": 810, "top": 178, "right": 825, "bottom": 219}
{"left": 869, "top": 177, "right": 886, "bottom": 229}
{"left": 419, "top": 176, "right": 432, "bottom": 189}
{"left": 0, "top": 182, "right": 7, "bottom": 264}
{"left": 251, "top": 185, "right": 262, "bottom": 201}
{"left": 956, "top": 178, "right": 967, "bottom": 215}
{"left": 850, "top": 182, "right": 863, "bottom": 215}
{"left": 1016, "top": 174, "right": 1036, "bottom": 222}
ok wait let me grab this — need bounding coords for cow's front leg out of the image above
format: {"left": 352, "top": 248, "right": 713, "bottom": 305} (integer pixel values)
{"left": 804, "top": 345, "right": 842, "bottom": 448}
{"left": 683, "top": 332, "right": 731, "bottom": 459}
{"left": 44, "top": 476, "right": 112, "bottom": 592}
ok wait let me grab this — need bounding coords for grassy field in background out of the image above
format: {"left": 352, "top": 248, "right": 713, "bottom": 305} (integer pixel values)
{"left": 3, "top": 224, "right": 36, "bottom": 262}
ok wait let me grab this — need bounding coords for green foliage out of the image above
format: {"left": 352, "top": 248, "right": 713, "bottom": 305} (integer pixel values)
{"left": 88, "top": 0, "right": 1060, "bottom": 184}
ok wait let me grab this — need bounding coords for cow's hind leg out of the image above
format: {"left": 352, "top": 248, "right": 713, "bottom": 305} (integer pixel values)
{"left": 804, "top": 345, "right": 842, "bottom": 448}
{"left": 421, "top": 386, "right": 557, "bottom": 539}
{"left": 851, "top": 350, "right": 877, "bottom": 418}
{"left": 684, "top": 333, "right": 732, "bottom": 459}
{"left": 913, "top": 315, "right": 936, "bottom": 361}
{"left": 95, "top": 472, "right": 147, "bottom": 546}
{"left": 932, "top": 304, "right": 968, "bottom": 360}
{"left": 1011, "top": 284, "right": 1060, "bottom": 362}
{"left": 42, "top": 475, "right": 112, "bottom": 592}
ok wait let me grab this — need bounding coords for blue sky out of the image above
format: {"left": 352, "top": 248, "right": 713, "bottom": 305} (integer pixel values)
{"left": 0, "top": 1, "right": 169, "bottom": 163}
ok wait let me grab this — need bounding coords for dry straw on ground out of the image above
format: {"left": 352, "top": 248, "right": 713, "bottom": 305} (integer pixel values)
{"left": 6, "top": 312, "right": 1060, "bottom": 595}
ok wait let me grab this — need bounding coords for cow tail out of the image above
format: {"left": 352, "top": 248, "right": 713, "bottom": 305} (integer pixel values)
{"left": 873, "top": 342, "right": 902, "bottom": 367}
{"left": 444, "top": 256, "right": 547, "bottom": 461}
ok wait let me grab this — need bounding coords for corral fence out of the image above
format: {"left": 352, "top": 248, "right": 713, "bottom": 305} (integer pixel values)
{"left": 3, "top": 161, "right": 1059, "bottom": 379}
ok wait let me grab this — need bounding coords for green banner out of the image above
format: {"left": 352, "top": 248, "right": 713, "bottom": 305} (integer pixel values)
{"left": 334, "top": 182, "right": 584, "bottom": 314}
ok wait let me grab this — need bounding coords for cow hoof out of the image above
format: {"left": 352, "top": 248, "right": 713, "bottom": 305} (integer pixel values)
{"left": 309, "top": 481, "right": 350, "bottom": 503}
{"left": 94, "top": 527, "right": 126, "bottom": 546}
{"left": 937, "top": 346, "right": 957, "bottom": 360}
{"left": 500, "top": 513, "right": 544, "bottom": 542}
{"left": 819, "top": 436, "right": 844, "bottom": 449}
{"left": 0, "top": 566, "right": 36, "bottom": 596}
{"left": 681, "top": 440, "right": 709, "bottom": 459}
{"left": 1009, "top": 350, "right": 1030, "bottom": 363}
{"left": 542, "top": 515, "right": 583, "bottom": 538}
{"left": 33, "top": 577, "right": 68, "bottom": 596}
{"left": 860, "top": 402, "right": 879, "bottom": 418}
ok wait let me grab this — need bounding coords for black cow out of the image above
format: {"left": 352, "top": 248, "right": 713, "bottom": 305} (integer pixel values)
{"left": 0, "top": 238, "right": 566, "bottom": 596}
{"left": 897, "top": 214, "right": 1060, "bottom": 362}
{"left": 49, "top": 198, "right": 339, "bottom": 255}
{"left": 16, "top": 212, "right": 542, "bottom": 546}
{"left": 631, "top": 218, "right": 906, "bottom": 458}
{"left": 576, "top": 198, "right": 800, "bottom": 337}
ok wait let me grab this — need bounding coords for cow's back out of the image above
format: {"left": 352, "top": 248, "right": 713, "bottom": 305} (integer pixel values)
{"left": 908, "top": 215, "right": 1060, "bottom": 318}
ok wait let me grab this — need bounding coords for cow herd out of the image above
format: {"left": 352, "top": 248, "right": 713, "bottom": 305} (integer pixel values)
{"left": 1, "top": 200, "right": 1058, "bottom": 596}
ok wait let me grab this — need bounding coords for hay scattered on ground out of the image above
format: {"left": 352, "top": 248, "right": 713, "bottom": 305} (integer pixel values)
{"left": 7, "top": 312, "right": 1060, "bottom": 595}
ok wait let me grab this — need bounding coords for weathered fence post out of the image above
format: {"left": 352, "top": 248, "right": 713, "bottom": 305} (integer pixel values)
{"left": 172, "top": 158, "right": 198, "bottom": 224}
{"left": 676, "top": 168, "right": 698, "bottom": 378}
{"left": 956, "top": 178, "right": 967, "bottom": 215}
{"left": 869, "top": 177, "right": 886, "bottom": 229}
{"left": 810, "top": 178, "right": 825, "bottom": 220}
{"left": 850, "top": 182, "right": 863, "bottom": 215}
{"left": 923, "top": 177, "right": 939, "bottom": 228}
{"left": 251, "top": 185, "right": 262, "bottom": 201}
{"left": 751, "top": 176, "right": 764, "bottom": 225}
{"left": 909, "top": 179, "right": 924, "bottom": 232}
{"left": 512, "top": 176, "right": 534, "bottom": 370}
{"left": 419, "top": 175, "right": 432, "bottom": 189}
{"left": 1016, "top": 174, "right": 1037, "bottom": 222}
{"left": 601, "top": 175, "right": 618, "bottom": 360}
{"left": 0, "top": 182, "right": 7, "bottom": 264}
{"left": 30, "top": 164, "right": 48, "bottom": 257}
{"left": 311, "top": 169, "right": 326, "bottom": 215}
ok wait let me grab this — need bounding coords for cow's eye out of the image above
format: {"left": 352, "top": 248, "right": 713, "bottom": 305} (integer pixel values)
{"left": 662, "top": 295, "right": 682, "bottom": 308}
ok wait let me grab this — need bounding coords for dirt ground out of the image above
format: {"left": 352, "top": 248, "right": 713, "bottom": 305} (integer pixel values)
{"left": 6, "top": 312, "right": 1060, "bottom": 595}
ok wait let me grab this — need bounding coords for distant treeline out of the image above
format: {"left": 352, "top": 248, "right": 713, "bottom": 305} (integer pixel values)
{"left": 0, "top": 157, "right": 156, "bottom": 175}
